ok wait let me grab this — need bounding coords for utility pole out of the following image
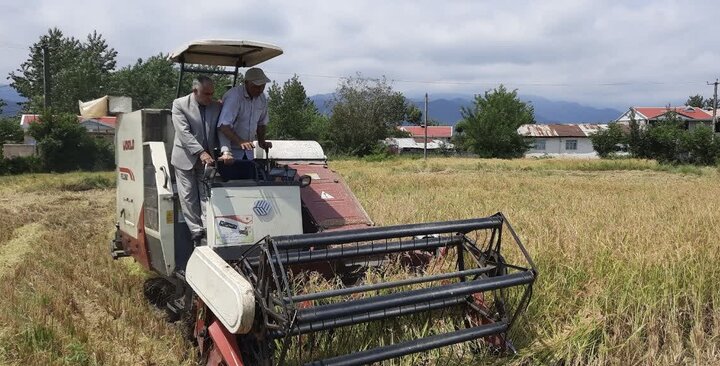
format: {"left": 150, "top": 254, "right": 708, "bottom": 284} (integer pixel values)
{"left": 42, "top": 45, "right": 51, "bottom": 109}
{"left": 424, "top": 93, "right": 428, "bottom": 160}
{"left": 708, "top": 79, "right": 718, "bottom": 132}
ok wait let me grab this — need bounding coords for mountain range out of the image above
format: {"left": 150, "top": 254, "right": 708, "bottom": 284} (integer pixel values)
{"left": 311, "top": 93, "right": 623, "bottom": 125}
{"left": 0, "top": 85, "right": 24, "bottom": 117}
{"left": 1, "top": 85, "right": 623, "bottom": 124}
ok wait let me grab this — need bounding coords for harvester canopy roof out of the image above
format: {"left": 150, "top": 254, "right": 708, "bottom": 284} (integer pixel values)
{"left": 169, "top": 39, "right": 283, "bottom": 67}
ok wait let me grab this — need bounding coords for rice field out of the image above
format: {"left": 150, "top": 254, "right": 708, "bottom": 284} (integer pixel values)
{"left": 1, "top": 158, "right": 719, "bottom": 365}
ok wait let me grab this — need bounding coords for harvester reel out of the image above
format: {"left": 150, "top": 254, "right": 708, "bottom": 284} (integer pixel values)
{"left": 231, "top": 213, "right": 536, "bottom": 365}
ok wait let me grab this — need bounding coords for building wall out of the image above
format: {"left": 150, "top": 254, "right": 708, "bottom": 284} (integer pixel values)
{"left": 2, "top": 144, "right": 36, "bottom": 159}
{"left": 526, "top": 137, "right": 596, "bottom": 156}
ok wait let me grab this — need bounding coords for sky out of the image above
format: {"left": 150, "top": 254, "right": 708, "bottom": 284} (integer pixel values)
{"left": 0, "top": 0, "right": 718, "bottom": 109}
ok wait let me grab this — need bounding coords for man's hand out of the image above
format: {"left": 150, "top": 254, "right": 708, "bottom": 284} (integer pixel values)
{"left": 258, "top": 140, "right": 273, "bottom": 150}
{"left": 218, "top": 152, "right": 234, "bottom": 165}
{"left": 199, "top": 151, "right": 215, "bottom": 166}
{"left": 239, "top": 141, "right": 255, "bottom": 150}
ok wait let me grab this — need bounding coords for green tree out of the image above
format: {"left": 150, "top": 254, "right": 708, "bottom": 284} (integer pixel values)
{"left": 686, "top": 94, "right": 706, "bottom": 108}
{"left": 108, "top": 54, "right": 232, "bottom": 110}
{"left": 455, "top": 85, "right": 534, "bottom": 158}
{"left": 405, "top": 104, "right": 423, "bottom": 125}
{"left": 679, "top": 125, "right": 719, "bottom": 165}
{"left": 267, "top": 75, "right": 324, "bottom": 140}
{"left": 28, "top": 110, "right": 98, "bottom": 172}
{"left": 642, "top": 113, "right": 685, "bottom": 164}
{"left": 9, "top": 28, "right": 117, "bottom": 114}
{"left": 108, "top": 54, "right": 178, "bottom": 109}
{"left": 327, "top": 75, "right": 412, "bottom": 156}
{"left": 0, "top": 99, "right": 6, "bottom": 115}
{"left": 590, "top": 124, "right": 627, "bottom": 158}
{"left": 0, "top": 117, "right": 25, "bottom": 143}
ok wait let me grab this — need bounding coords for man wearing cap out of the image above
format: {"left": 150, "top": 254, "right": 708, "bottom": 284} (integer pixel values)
{"left": 217, "top": 67, "right": 273, "bottom": 166}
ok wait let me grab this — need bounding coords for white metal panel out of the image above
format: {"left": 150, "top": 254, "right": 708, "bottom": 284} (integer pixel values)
{"left": 116, "top": 111, "right": 145, "bottom": 237}
{"left": 207, "top": 186, "right": 303, "bottom": 247}
{"left": 145, "top": 141, "right": 176, "bottom": 276}
{"left": 252, "top": 140, "right": 326, "bottom": 161}
{"left": 186, "top": 246, "right": 255, "bottom": 334}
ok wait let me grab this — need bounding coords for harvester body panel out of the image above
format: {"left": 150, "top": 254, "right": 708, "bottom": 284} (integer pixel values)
{"left": 186, "top": 246, "right": 255, "bottom": 334}
{"left": 143, "top": 141, "right": 176, "bottom": 276}
{"left": 115, "top": 110, "right": 144, "bottom": 241}
{"left": 206, "top": 185, "right": 303, "bottom": 249}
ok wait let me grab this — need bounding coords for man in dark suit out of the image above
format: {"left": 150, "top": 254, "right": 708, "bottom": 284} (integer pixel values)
{"left": 171, "top": 75, "right": 225, "bottom": 245}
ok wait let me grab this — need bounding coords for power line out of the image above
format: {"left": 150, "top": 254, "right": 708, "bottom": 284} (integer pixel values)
{"left": 0, "top": 42, "right": 26, "bottom": 50}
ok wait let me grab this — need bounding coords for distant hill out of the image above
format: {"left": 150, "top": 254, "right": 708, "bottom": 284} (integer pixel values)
{"left": 310, "top": 93, "right": 623, "bottom": 125}
{"left": 0, "top": 85, "right": 24, "bottom": 117}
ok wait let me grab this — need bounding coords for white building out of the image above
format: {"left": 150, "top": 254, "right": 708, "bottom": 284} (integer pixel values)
{"left": 517, "top": 124, "right": 609, "bottom": 158}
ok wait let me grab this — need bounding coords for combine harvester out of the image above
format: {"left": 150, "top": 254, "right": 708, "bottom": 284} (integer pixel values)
{"left": 110, "top": 40, "right": 537, "bottom": 365}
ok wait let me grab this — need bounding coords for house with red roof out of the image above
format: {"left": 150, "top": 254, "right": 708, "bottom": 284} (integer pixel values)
{"left": 615, "top": 106, "right": 716, "bottom": 130}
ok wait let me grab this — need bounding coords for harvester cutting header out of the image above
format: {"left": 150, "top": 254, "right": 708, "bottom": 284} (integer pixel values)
{"left": 110, "top": 39, "right": 537, "bottom": 365}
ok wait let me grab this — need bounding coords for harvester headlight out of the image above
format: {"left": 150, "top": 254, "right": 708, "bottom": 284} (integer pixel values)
{"left": 299, "top": 175, "right": 312, "bottom": 188}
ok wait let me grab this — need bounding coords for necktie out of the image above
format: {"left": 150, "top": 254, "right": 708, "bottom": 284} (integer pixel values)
{"left": 199, "top": 104, "right": 208, "bottom": 149}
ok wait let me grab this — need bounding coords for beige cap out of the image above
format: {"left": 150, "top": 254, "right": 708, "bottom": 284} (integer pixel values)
{"left": 245, "top": 67, "right": 270, "bottom": 85}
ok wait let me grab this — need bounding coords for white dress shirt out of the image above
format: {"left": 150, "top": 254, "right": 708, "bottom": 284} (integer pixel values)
{"left": 217, "top": 85, "right": 269, "bottom": 159}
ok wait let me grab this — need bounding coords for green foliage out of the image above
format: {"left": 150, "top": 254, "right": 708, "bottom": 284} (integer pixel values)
{"left": 28, "top": 110, "right": 99, "bottom": 172}
{"left": 0, "top": 156, "right": 43, "bottom": 175}
{"left": 362, "top": 142, "right": 398, "bottom": 162}
{"left": 686, "top": 94, "right": 715, "bottom": 109}
{"left": 454, "top": 84, "right": 534, "bottom": 158}
{"left": 405, "top": 104, "right": 423, "bottom": 125}
{"left": 642, "top": 119, "right": 684, "bottom": 164}
{"left": 0, "top": 117, "right": 24, "bottom": 143}
{"left": 267, "top": 75, "right": 325, "bottom": 141}
{"left": 625, "top": 111, "right": 720, "bottom": 166}
{"left": 108, "top": 54, "right": 178, "bottom": 110}
{"left": 327, "top": 75, "right": 412, "bottom": 156}
{"left": 9, "top": 28, "right": 117, "bottom": 114}
{"left": 108, "top": 54, "right": 231, "bottom": 110}
{"left": 92, "top": 138, "right": 115, "bottom": 171}
{"left": 590, "top": 123, "right": 627, "bottom": 158}
{"left": 678, "top": 126, "right": 720, "bottom": 165}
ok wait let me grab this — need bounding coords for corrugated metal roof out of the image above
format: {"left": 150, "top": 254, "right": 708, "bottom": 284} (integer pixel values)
{"left": 517, "top": 124, "right": 609, "bottom": 137}
{"left": 398, "top": 126, "right": 453, "bottom": 138}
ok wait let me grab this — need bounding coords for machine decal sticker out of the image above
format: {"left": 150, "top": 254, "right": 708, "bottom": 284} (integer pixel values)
{"left": 122, "top": 139, "right": 135, "bottom": 150}
{"left": 253, "top": 200, "right": 272, "bottom": 216}
{"left": 119, "top": 167, "right": 135, "bottom": 181}
{"left": 320, "top": 191, "right": 335, "bottom": 200}
{"left": 215, "top": 216, "right": 254, "bottom": 245}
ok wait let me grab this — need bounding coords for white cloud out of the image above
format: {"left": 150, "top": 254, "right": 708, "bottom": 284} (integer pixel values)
{"left": 1, "top": 0, "right": 718, "bottom": 109}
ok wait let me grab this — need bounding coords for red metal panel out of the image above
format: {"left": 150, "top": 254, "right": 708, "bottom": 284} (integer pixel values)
{"left": 207, "top": 320, "right": 244, "bottom": 366}
{"left": 290, "top": 164, "right": 373, "bottom": 231}
{"left": 121, "top": 205, "right": 151, "bottom": 270}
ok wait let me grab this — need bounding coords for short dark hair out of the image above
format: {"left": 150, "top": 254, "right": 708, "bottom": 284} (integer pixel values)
{"left": 192, "top": 75, "right": 213, "bottom": 90}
